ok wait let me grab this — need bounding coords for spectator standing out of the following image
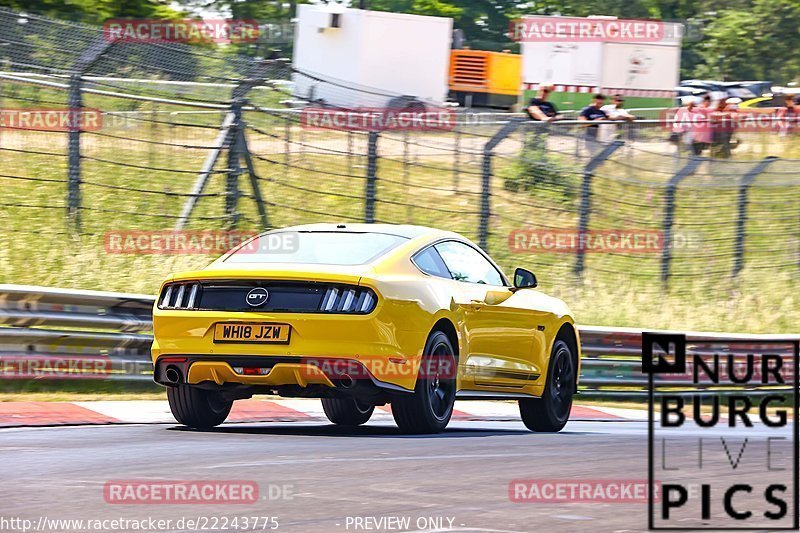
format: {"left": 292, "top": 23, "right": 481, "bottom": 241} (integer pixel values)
{"left": 690, "top": 95, "right": 713, "bottom": 155}
{"left": 671, "top": 95, "right": 697, "bottom": 152}
{"left": 600, "top": 94, "right": 635, "bottom": 141}
{"left": 526, "top": 85, "right": 562, "bottom": 122}
{"left": 579, "top": 93, "right": 609, "bottom": 154}
{"left": 524, "top": 84, "right": 563, "bottom": 154}
{"left": 777, "top": 94, "right": 799, "bottom": 136}
{"left": 601, "top": 94, "right": 635, "bottom": 121}
{"left": 710, "top": 98, "right": 738, "bottom": 158}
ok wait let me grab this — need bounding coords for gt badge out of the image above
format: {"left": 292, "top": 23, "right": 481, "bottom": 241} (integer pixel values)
{"left": 246, "top": 287, "right": 269, "bottom": 307}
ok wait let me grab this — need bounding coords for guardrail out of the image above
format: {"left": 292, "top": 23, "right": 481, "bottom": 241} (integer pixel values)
{"left": 0, "top": 285, "right": 154, "bottom": 382}
{"left": 1, "top": 285, "right": 797, "bottom": 395}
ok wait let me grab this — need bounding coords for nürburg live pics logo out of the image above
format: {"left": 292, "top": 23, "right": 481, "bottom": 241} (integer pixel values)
{"left": 644, "top": 332, "right": 799, "bottom": 530}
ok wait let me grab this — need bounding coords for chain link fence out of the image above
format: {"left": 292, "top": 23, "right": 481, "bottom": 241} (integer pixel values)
{"left": 1, "top": 8, "right": 799, "bottom": 332}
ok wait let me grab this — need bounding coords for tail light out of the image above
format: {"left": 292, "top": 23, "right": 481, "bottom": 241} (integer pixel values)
{"left": 232, "top": 367, "right": 270, "bottom": 375}
{"left": 319, "top": 287, "right": 377, "bottom": 314}
{"left": 157, "top": 281, "right": 376, "bottom": 313}
{"left": 158, "top": 282, "right": 201, "bottom": 310}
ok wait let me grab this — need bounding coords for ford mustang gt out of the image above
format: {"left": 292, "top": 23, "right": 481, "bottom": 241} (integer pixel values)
{"left": 151, "top": 224, "right": 580, "bottom": 434}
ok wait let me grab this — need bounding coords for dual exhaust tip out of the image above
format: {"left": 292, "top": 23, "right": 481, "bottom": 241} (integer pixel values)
{"left": 164, "top": 366, "right": 182, "bottom": 385}
{"left": 336, "top": 374, "right": 356, "bottom": 389}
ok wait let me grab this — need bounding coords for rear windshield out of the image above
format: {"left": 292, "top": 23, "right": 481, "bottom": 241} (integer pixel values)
{"left": 224, "top": 231, "right": 408, "bottom": 265}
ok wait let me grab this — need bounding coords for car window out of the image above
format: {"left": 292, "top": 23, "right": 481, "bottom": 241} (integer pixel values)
{"left": 412, "top": 246, "right": 451, "bottom": 278}
{"left": 756, "top": 95, "right": 784, "bottom": 107}
{"left": 224, "top": 231, "right": 408, "bottom": 265}
{"left": 434, "top": 241, "right": 504, "bottom": 285}
{"left": 727, "top": 87, "right": 756, "bottom": 99}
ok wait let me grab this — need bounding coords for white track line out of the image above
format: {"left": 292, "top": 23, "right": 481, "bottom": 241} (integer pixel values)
{"left": 19, "top": 400, "right": 642, "bottom": 426}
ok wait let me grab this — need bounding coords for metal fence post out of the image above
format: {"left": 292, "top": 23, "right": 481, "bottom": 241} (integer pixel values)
{"left": 574, "top": 140, "right": 624, "bottom": 275}
{"left": 67, "top": 74, "right": 82, "bottom": 229}
{"left": 237, "top": 123, "right": 270, "bottom": 230}
{"left": 453, "top": 124, "right": 461, "bottom": 192}
{"left": 176, "top": 62, "right": 272, "bottom": 229}
{"left": 661, "top": 156, "right": 704, "bottom": 284}
{"left": 364, "top": 131, "right": 379, "bottom": 223}
{"left": 148, "top": 103, "right": 157, "bottom": 168}
{"left": 0, "top": 76, "right": 4, "bottom": 151}
{"left": 733, "top": 156, "right": 778, "bottom": 276}
{"left": 403, "top": 131, "right": 411, "bottom": 222}
{"left": 347, "top": 130, "right": 353, "bottom": 175}
{"left": 479, "top": 150, "right": 492, "bottom": 250}
{"left": 284, "top": 111, "right": 291, "bottom": 166}
{"left": 65, "top": 37, "right": 113, "bottom": 231}
{"left": 225, "top": 101, "right": 243, "bottom": 229}
{"left": 176, "top": 112, "right": 236, "bottom": 230}
{"left": 479, "top": 118, "right": 525, "bottom": 251}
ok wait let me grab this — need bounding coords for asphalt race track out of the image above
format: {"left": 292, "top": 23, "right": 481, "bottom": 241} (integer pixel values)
{"left": 3, "top": 417, "right": 792, "bottom": 533}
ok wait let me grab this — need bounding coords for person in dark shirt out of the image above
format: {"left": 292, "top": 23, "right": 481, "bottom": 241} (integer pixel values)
{"left": 778, "top": 94, "right": 799, "bottom": 136}
{"left": 709, "top": 98, "right": 738, "bottom": 158}
{"left": 579, "top": 94, "right": 609, "bottom": 131}
{"left": 579, "top": 94, "right": 609, "bottom": 153}
{"left": 526, "top": 85, "right": 561, "bottom": 121}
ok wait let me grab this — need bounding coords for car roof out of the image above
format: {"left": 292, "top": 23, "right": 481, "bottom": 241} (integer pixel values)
{"left": 272, "top": 223, "right": 454, "bottom": 240}
{"left": 213, "top": 223, "right": 506, "bottom": 281}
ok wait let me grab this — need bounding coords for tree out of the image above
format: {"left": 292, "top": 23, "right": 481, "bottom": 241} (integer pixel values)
{"left": 5, "top": 0, "right": 800, "bottom": 83}
{"left": 694, "top": 0, "right": 800, "bottom": 83}
{"left": 0, "top": 0, "right": 182, "bottom": 25}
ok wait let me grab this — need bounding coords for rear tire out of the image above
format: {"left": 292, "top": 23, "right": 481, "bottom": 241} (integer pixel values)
{"left": 519, "top": 339, "right": 575, "bottom": 432}
{"left": 392, "top": 331, "right": 456, "bottom": 434}
{"left": 167, "top": 385, "right": 232, "bottom": 429}
{"left": 321, "top": 397, "right": 374, "bottom": 426}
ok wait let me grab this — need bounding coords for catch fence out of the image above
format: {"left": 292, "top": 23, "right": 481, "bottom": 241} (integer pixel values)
{"left": 1, "top": 8, "right": 799, "bottom": 316}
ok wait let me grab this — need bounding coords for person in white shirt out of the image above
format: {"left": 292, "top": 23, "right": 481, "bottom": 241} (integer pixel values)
{"left": 599, "top": 94, "right": 635, "bottom": 141}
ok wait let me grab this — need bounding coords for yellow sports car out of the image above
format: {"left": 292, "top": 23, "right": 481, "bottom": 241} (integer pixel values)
{"left": 152, "top": 224, "right": 580, "bottom": 434}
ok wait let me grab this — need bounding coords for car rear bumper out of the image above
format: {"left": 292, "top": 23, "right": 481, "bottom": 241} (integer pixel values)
{"left": 151, "top": 309, "right": 429, "bottom": 392}
{"left": 152, "top": 355, "right": 416, "bottom": 395}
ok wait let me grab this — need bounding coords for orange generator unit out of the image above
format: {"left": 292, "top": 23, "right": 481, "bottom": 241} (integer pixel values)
{"left": 448, "top": 49, "right": 522, "bottom": 109}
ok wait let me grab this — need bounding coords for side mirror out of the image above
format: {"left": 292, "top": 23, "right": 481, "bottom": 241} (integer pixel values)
{"left": 513, "top": 268, "right": 537, "bottom": 289}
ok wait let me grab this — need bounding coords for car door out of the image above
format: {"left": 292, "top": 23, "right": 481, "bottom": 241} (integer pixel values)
{"left": 433, "top": 241, "right": 540, "bottom": 387}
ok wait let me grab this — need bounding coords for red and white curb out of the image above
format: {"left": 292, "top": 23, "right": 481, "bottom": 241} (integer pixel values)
{"left": 0, "top": 400, "right": 647, "bottom": 428}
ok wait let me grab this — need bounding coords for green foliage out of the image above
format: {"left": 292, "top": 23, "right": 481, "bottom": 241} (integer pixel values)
{"left": 3, "top": 0, "right": 800, "bottom": 96}
{"left": 501, "top": 132, "right": 578, "bottom": 202}
{"left": 694, "top": 0, "right": 800, "bottom": 83}
{"left": 0, "top": 0, "right": 183, "bottom": 24}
